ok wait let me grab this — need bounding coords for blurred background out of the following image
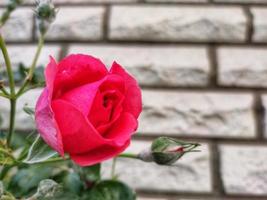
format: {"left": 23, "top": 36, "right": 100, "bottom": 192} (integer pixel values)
{"left": 1, "top": 0, "right": 267, "bottom": 200}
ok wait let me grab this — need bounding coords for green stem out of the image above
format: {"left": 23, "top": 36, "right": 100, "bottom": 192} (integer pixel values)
{"left": 16, "top": 35, "right": 45, "bottom": 97}
{"left": 111, "top": 158, "right": 117, "bottom": 179}
{"left": 0, "top": 34, "right": 16, "bottom": 148}
{"left": 0, "top": 165, "right": 12, "bottom": 180}
{"left": 0, "top": 92, "right": 10, "bottom": 99}
{"left": 0, "top": 35, "right": 15, "bottom": 96}
{"left": 0, "top": 86, "right": 9, "bottom": 96}
{"left": 117, "top": 153, "right": 139, "bottom": 159}
{"left": 0, "top": 149, "right": 16, "bottom": 161}
{"left": 7, "top": 99, "right": 16, "bottom": 146}
{"left": 30, "top": 157, "right": 70, "bottom": 165}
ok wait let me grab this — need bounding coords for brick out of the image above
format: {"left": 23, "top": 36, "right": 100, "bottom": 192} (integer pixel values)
{"left": 220, "top": 144, "right": 267, "bottom": 195}
{"left": 53, "top": 0, "right": 137, "bottom": 3}
{"left": 217, "top": 47, "right": 267, "bottom": 88}
{"left": 146, "top": 0, "right": 207, "bottom": 2}
{"left": 252, "top": 8, "right": 267, "bottom": 42}
{"left": 103, "top": 141, "right": 212, "bottom": 193}
{"left": 45, "top": 7, "right": 105, "bottom": 41}
{"left": 140, "top": 90, "right": 256, "bottom": 138}
{"left": 109, "top": 6, "right": 248, "bottom": 42}
{"left": 138, "top": 198, "right": 168, "bottom": 200}
{"left": 2, "top": 0, "right": 137, "bottom": 5}
{"left": 68, "top": 45, "right": 210, "bottom": 87}
{"left": 0, "top": 8, "right": 33, "bottom": 42}
{"left": 214, "top": 0, "right": 267, "bottom": 3}
{"left": 0, "top": 45, "right": 61, "bottom": 70}
{"left": 139, "top": 198, "right": 246, "bottom": 200}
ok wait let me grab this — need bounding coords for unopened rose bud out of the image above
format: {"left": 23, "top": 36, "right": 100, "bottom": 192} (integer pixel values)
{"left": 139, "top": 137, "right": 200, "bottom": 165}
{"left": 35, "top": 0, "right": 56, "bottom": 35}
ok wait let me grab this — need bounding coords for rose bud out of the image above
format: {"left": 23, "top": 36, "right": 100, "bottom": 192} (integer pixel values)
{"left": 35, "top": 0, "right": 56, "bottom": 35}
{"left": 35, "top": 54, "right": 142, "bottom": 166}
{"left": 139, "top": 137, "right": 200, "bottom": 165}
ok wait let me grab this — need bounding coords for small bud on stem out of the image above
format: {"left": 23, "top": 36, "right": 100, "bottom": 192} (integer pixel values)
{"left": 138, "top": 137, "right": 200, "bottom": 165}
{"left": 35, "top": 0, "right": 56, "bottom": 35}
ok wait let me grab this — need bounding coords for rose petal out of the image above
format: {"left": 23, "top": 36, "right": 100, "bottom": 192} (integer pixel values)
{"left": 90, "top": 89, "right": 124, "bottom": 132}
{"left": 70, "top": 140, "right": 130, "bottom": 167}
{"left": 104, "top": 112, "right": 137, "bottom": 145}
{"left": 52, "top": 99, "right": 114, "bottom": 154}
{"left": 59, "top": 80, "right": 103, "bottom": 116}
{"left": 53, "top": 54, "right": 108, "bottom": 98}
{"left": 99, "top": 74, "right": 125, "bottom": 94}
{"left": 45, "top": 56, "right": 57, "bottom": 97}
{"left": 61, "top": 74, "right": 125, "bottom": 125}
{"left": 35, "top": 88, "right": 64, "bottom": 156}
{"left": 110, "top": 62, "right": 142, "bottom": 118}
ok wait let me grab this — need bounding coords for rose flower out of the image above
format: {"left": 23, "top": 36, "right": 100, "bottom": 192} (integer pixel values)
{"left": 35, "top": 54, "right": 142, "bottom": 166}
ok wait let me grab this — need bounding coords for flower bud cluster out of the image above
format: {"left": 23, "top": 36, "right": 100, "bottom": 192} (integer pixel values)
{"left": 35, "top": 0, "right": 56, "bottom": 35}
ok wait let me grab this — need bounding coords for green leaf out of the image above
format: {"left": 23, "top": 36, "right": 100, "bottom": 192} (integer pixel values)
{"left": 8, "top": 165, "right": 53, "bottom": 196}
{"left": 63, "top": 172, "right": 83, "bottom": 194}
{"left": 31, "top": 65, "right": 45, "bottom": 85}
{"left": 0, "top": 149, "right": 14, "bottom": 166}
{"left": 0, "top": 143, "right": 15, "bottom": 166}
{"left": 74, "top": 163, "right": 101, "bottom": 183}
{"left": 84, "top": 164, "right": 101, "bottom": 182}
{"left": 84, "top": 180, "right": 136, "bottom": 200}
{"left": 23, "top": 104, "right": 35, "bottom": 116}
{"left": 23, "top": 135, "right": 58, "bottom": 164}
{"left": 14, "top": 63, "right": 27, "bottom": 84}
{"left": 30, "top": 179, "right": 63, "bottom": 200}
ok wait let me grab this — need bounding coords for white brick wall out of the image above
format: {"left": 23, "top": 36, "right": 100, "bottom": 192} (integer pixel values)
{"left": 45, "top": 7, "right": 105, "bottom": 41}
{"left": 0, "top": 0, "right": 267, "bottom": 199}
{"left": 214, "top": 0, "right": 267, "bottom": 3}
{"left": 252, "top": 8, "right": 267, "bottom": 42}
{"left": 0, "top": 8, "right": 33, "bottom": 41}
{"left": 140, "top": 90, "right": 256, "bottom": 138}
{"left": 220, "top": 144, "right": 267, "bottom": 195}
{"left": 217, "top": 47, "right": 267, "bottom": 88}
{"left": 109, "top": 6, "right": 248, "bottom": 42}
{"left": 0, "top": 45, "right": 61, "bottom": 69}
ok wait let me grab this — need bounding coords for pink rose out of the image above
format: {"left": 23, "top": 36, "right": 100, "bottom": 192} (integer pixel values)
{"left": 35, "top": 54, "right": 142, "bottom": 166}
